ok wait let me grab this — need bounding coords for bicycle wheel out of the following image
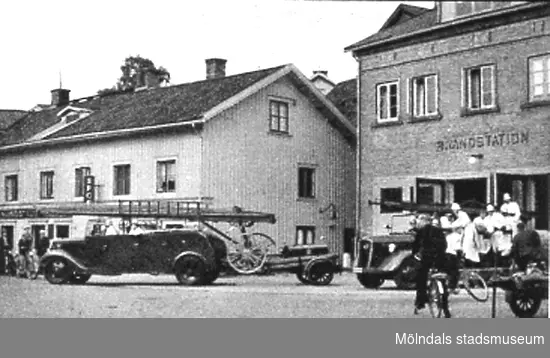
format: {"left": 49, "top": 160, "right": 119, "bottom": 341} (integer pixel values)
{"left": 427, "top": 279, "right": 445, "bottom": 318}
{"left": 462, "top": 271, "right": 489, "bottom": 302}
{"left": 226, "top": 232, "right": 276, "bottom": 274}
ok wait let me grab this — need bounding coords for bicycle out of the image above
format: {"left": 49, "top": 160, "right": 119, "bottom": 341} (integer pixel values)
{"left": 426, "top": 267, "right": 452, "bottom": 318}
{"left": 455, "top": 255, "right": 489, "bottom": 302}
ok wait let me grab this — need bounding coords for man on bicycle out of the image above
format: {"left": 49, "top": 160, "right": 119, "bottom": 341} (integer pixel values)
{"left": 412, "top": 214, "right": 451, "bottom": 318}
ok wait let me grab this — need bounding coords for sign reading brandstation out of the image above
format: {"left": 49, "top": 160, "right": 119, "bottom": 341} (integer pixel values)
{"left": 436, "top": 130, "right": 529, "bottom": 153}
{"left": 84, "top": 175, "right": 95, "bottom": 203}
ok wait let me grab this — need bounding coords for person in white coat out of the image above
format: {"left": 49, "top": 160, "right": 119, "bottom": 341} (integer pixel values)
{"left": 500, "top": 193, "right": 521, "bottom": 238}
{"left": 450, "top": 203, "right": 480, "bottom": 265}
{"left": 484, "top": 204, "right": 511, "bottom": 266}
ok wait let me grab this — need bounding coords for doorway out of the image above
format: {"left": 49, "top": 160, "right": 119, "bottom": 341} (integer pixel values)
{"left": 31, "top": 225, "right": 46, "bottom": 250}
{"left": 451, "top": 178, "right": 487, "bottom": 206}
{"left": 1, "top": 225, "right": 14, "bottom": 249}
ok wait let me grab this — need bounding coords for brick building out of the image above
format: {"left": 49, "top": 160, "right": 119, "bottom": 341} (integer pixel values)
{"left": 345, "top": 1, "right": 549, "bottom": 241}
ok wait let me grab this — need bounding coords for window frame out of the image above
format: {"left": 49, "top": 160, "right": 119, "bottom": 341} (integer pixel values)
{"left": 297, "top": 166, "right": 316, "bottom": 199}
{"left": 380, "top": 187, "right": 404, "bottom": 214}
{"left": 295, "top": 226, "right": 316, "bottom": 246}
{"left": 113, "top": 163, "right": 131, "bottom": 196}
{"left": 4, "top": 174, "right": 18, "bottom": 202}
{"left": 74, "top": 166, "right": 91, "bottom": 198}
{"left": 376, "top": 80, "right": 400, "bottom": 123}
{"left": 269, "top": 100, "right": 290, "bottom": 134}
{"left": 156, "top": 159, "right": 177, "bottom": 193}
{"left": 528, "top": 53, "right": 550, "bottom": 103}
{"left": 463, "top": 64, "right": 497, "bottom": 111}
{"left": 411, "top": 74, "right": 439, "bottom": 118}
{"left": 39, "top": 171, "right": 55, "bottom": 200}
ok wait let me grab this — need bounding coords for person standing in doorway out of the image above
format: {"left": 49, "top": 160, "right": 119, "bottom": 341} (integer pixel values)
{"left": 18, "top": 226, "right": 33, "bottom": 278}
{"left": 37, "top": 230, "right": 51, "bottom": 258}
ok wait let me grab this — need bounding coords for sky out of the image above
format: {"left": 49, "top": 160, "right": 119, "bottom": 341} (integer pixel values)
{"left": 0, "top": 0, "right": 434, "bottom": 110}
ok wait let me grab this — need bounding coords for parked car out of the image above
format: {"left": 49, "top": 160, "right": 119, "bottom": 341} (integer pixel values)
{"left": 39, "top": 228, "right": 227, "bottom": 286}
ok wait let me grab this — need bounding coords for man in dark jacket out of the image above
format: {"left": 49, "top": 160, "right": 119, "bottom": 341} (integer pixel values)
{"left": 37, "top": 230, "right": 51, "bottom": 258}
{"left": 412, "top": 214, "right": 450, "bottom": 317}
{"left": 511, "top": 222, "right": 543, "bottom": 271}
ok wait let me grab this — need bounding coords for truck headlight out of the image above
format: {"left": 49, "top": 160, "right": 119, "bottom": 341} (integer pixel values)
{"left": 388, "top": 244, "right": 396, "bottom": 253}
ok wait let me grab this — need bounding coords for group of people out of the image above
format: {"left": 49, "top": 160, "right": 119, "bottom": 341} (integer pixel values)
{"left": 1, "top": 226, "right": 51, "bottom": 278}
{"left": 411, "top": 193, "right": 545, "bottom": 317}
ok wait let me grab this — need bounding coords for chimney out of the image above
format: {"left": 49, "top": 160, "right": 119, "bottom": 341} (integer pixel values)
{"left": 313, "top": 70, "right": 328, "bottom": 77}
{"left": 51, "top": 88, "right": 71, "bottom": 107}
{"left": 205, "top": 58, "right": 227, "bottom": 80}
{"left": 135, "top": 69, "right": 145, "bottom": 89}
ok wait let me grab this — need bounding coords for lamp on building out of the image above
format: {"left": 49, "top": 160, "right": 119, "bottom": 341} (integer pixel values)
{"left": 468, "top": 153, "right": 484, "bottom": 164}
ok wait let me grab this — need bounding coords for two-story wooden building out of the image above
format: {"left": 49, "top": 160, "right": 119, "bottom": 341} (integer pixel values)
{"left": 345, "top": 2, "right": 549, "bottom": 243}
{"left": 0, "top": 59, "right": 356, "bottom": 257}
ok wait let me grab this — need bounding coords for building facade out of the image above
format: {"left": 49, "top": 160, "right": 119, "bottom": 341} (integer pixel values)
{"left": 346, "top": 2, "right": 549, "bottom": 241}
{"left": 0, "top": 60, "right": 356, "bottom": 257}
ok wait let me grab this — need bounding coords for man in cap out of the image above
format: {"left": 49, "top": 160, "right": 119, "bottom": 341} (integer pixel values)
{"left": 500, "top": 193, "right": 521, "bottom": 238}
{"left": 17, "top": 226, "right": 33, "bottom": 277}
{"left": 411, "top": 214, "right": 451, "bottom": 317}
{"left": 483, "top": 204, "right": 510, "bottom": 266}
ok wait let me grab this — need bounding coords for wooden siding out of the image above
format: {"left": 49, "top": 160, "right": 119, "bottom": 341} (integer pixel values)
{"left": 0, "top": 132, "right": 202, "bottom": 205}
{"left": 201, "top": 76, "right": 356, "bottom": 255}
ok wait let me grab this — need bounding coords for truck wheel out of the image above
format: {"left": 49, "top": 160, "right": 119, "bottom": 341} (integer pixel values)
{"left": 394, "top": 257, "right": 418, "bottom": 290}
{"left": 307, "top": 261, "right": 334, "bottom": 286}
{"left": 356, "top": 274, "right": 384, "bottom": 289}
{"left": 69, "top": 273, "right": 92, "bottom": 285}
{"left": 44, "top": 258, "right": 72, "bottom": 285}
{"left": 508, "top": 289, "right": 542, "bottom": 318}
{"left": 175, "top": 255, "right": 206, "bottom": 286}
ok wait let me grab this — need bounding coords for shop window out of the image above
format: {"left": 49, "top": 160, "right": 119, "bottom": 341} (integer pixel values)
{"left": 380, "top": 187, "right": 403, "bottom": 213}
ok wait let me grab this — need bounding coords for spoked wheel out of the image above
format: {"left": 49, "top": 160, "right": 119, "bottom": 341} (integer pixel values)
{"left": 508, "top": 289, "right": 542, "bottom": 318}
{"left": 296, "top": 270, "right": 310, "bottom": 284}
{"left": 69, "top": 273, "right": 92, "bottom": 285}
{"left": 461, "top": 271, "right": 489, "bottom": 302}
{"left": 175, "top": 255, "right": 206, "bottom": 286}
{"left": 44, "top": 258, "right": 72, "bottom": 285}
{"left": 306, "top": 261, "right": 334, "bottom": 286}
{"left": 427, "top": 279, "right": 445, "bottom": 318}
{"left": 226, "top": 233, "right": 275, "bottom": 274}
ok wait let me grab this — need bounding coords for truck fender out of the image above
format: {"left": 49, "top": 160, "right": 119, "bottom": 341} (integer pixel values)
{"left": 304, "top": 257, "right": 336, "bottom": 276}
{"left": 39, "top": 250, "right": 89, "bottom": 273}
{"left": 377, "top": 249, "right": 413, "bottom": 272}
{"left": 173, "top": 251, "right": 208, "bottom": 270}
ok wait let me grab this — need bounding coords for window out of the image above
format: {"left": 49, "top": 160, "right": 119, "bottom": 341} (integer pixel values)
{"left": 464, "top": 65, "right": 495, "bottom": 110}
{"left": 416, "top": 179, "right": 446, "bottom": 205}
{"left": 412, "top": 75, "right": 438, "bottom": 117}
{"left": 157, "top": 160, "right": 176, "bottom": 193}
{"left": 529, "top": 54, "right": 550, "bottom": 102}
{"left": 40, "top": 171, "right": 54, "bottom": 199}
{"left": 380, "top": 188, "right": 403, "bottom": 213}
{"left": 269, "top": 100, "right": 289, "bottom": 133}
{"left": 298, "top": 167, "right": 315, "bottom": 198}
{"left": 56, "top": 225, "right": 70, "bottom": 239}
{"left": 296, "top": 226, "right": 315, "bottom": 246}
{"left": 113, "top": 164, "right": 131, "bottom": 196}
{"left": 377, "top": 81, "right": 399, "bottom": 122}
{"left": 4, "top": 175, "right": 18, "bottom": 202}
{"left": 74, "top": 167, "right": 91, "bottom": 197}
{"left": 441, "top": 2, "right": 526, "bottom": 22}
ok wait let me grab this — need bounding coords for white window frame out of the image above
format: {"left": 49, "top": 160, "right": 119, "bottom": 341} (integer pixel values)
{"left": 113, "top": 162, "right": 131, "bottom": 197}
{"left": 74, "top": 166, "right": 91, "bottom": 198}
{"left": 297, "top": 165, "right": 316, "bottom": 199}
{"left": 412, "top": 74, "right": 438, "bottom": 117}
{"left": 464, "top": 64, "right": 496, "bottom": 110}
{"left": 4, "top": 174, "right": 19, "bottom": 202}
{"left": 39, "top": 170, "right": 55, "bottom": 200}
{"left": 269, "top": 100, "right": 290, "bottom": 133}
{"left": 528, "top": 53, "right": 550, "bottom": 102}
{"left": 156, "top": 158, "right": 177, "bottom": 194}
{"left": 376, "top": 81, "right": 400, "bottom": 123}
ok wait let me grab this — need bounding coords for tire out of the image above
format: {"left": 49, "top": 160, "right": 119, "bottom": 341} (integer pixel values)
{"left": 44, "top": 258, "right": 72, "bottom": 285}
{"left": 174, "top": 255, "right": 206, "bottom": 286}
{"left": 462, "top": 271, "right": 489, "bottom": 302}
{"left": 394, "top": 257, "right": 418, "bottom": 290}
{"left": 356, "top": 274, "right": 385, "bottom": 289}
{"left": 508, "top": 289, "right": 542, "bottom": 318}
{"left": 202, "top": 266, "right": 221, "bottom": 285}
{"left": 69, "top": 273, "right": 92, "bottom": 285}
{"left": 296, "top": 270, "right": 310, "bottom": 285}
{"left": 306, "top": 261, "right": 334, "bottom": 286}
{"left": 427, "top": 279, "right": 445, "bottom": 318}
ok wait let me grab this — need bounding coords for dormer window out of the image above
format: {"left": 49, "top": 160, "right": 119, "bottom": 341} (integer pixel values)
{"left": 440, "top": 2, "right": 528, "bottom": 22}
{"left": 56, "top": 106, "right": 92, "bottom": 123}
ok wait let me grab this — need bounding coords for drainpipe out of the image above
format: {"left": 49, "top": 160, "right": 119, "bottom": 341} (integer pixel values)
{"left": 353, "top": 53, "right": 362, "bottom": 263}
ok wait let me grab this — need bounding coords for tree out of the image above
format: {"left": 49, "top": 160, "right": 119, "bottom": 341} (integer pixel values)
{"left": 97, "top": 55, "right": 171, "bottom": 95}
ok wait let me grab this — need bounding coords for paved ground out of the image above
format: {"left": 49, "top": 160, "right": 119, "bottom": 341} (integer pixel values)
{"left": 0, "top": 272, "right": 547, "bottom": 318}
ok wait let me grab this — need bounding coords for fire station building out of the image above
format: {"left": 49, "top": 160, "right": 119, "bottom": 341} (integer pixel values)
{"left": 346, "top": 2, "right": 550, "bottom": 239}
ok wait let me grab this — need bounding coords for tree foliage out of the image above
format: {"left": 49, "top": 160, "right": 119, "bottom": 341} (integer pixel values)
{"left": 97, "top": 55, "right": 170, "bottom": 95}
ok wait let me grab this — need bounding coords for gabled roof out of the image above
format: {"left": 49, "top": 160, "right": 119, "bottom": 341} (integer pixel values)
{"left": 0, "top": 110, "right": 27, "bottom": 131}
{"left": 379, "top": 3, "right": 431, "bottom": 31}
{"left": 0, "top": 64, "right": 355, "bottom": 151}
{"left": 310, "top": 72, "right": 336, "bottom": 87}
{"left": 327, "top": 78, "right": 357, "bottom": 127}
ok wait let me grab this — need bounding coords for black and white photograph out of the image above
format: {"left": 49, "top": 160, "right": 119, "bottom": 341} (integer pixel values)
{"left": 0, "top": 0, "right": 548, "bottom": 319}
